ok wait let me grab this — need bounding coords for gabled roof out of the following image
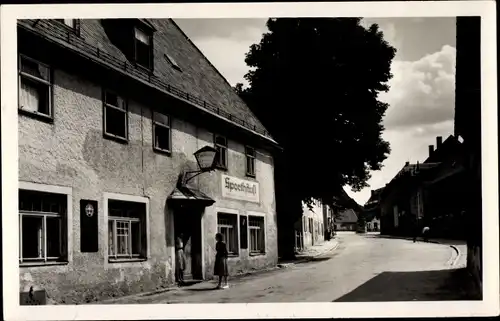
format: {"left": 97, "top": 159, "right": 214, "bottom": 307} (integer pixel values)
{"left": 19, "top": 19, "right": 274, "bottom": 143}
{"left": 336, "top": 209, "right": 358, "bottom": 223}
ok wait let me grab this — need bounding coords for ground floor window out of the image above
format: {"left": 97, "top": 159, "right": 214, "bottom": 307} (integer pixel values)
{"left": 217, "top": 213, "right": 238, "bottom": 255}
{"left": 19, "top": 189, "right": 67, "bottom": 264}
{"left": 108, "top": 199, "right": 147, "bottom": 261}
{"left": 249, "top": 216, "right": 265, "bottom": 254}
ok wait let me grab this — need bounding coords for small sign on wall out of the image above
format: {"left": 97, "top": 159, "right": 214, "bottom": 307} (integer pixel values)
{"left": 80, "top": 199, "right": 98, "bottom": 253}
{"left": 221, "top": 175, "right": 260, "bottom": 203}
{"left": 239, "top": 215, "right": 248, "bottom": 249}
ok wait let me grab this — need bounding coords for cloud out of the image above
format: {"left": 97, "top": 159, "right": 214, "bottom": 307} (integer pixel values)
{"left": 381, "top": 45, "right": 456, "bottom": 129}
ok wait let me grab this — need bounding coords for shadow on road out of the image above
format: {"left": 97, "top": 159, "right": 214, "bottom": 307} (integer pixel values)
{"left": 334, "top": 268, "right": 481, "bottom": 302}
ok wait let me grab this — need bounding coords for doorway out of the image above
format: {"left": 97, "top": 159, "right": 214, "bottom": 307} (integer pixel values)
{"left": 174, "top": 205, "right": 203, "bottom": 281}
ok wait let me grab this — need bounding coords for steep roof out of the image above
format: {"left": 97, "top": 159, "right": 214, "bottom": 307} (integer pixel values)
{"left": 19, "top": 19, "right": 274, "bottom": 142}
{"left": 336, "top": 209, "right": 358, "bottom": 223}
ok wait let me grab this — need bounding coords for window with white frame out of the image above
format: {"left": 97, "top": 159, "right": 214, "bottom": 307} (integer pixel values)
{"left": 55, "top": 19, "right": 78, "bottom": 30}
{"left": 245, "top": 146, "right": 256, "bottom": 177}
{"left": 214, "top": 134, "right": 228, "bottom": 169}
{"left": 103, "top": 90, "right": 128, "bottom": 141}
{"left": 217, "top": 213, "right": 238, "bottom": 255}
{"left": 18, "top": 55, "right": 52, "bottom": 118}
{"left": 152, "top": 111, "right": 171, "bottom": 153}
{"left": 249, "top": 216, "right": 265, "bottom": 254}
{"left": 108, "top": 200, "right": 147, "bottom": 261}
{"left": 19, "top": 189, "right": 67, "bottom": 264}
{"left": 134, "top": 27, "right": 153, "bottom": 70}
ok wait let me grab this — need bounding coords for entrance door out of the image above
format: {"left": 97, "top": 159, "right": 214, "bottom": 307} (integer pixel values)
{"left": 174, "top": 205, "right": 203, "bottom": 281}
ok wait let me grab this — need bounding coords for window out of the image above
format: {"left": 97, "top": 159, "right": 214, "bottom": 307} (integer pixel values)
{"left": 303, "top": 216, "right": 307, "bottom": 232}
{"left": 134, "top": 27, "right": 153, "bottom": 70}
{"left": 217, "top": 213, "right": 238, "bottom": 255}
{"left": 153, "top": 111, "right": 171, "bottom": 153}
{"left": 165, "top": 53, "right": 181, "bottom": 71}
{"left": 309, "top": 218, "right": 313, "bottom": 233}
{"left": 108, "top": 200, "right": 147, "bottom": 261}
{"left": 19, "top": 190, "right": 67, "bottom": 264}
{"left": 18, "top": 55, "right": 52, "bottom": 118}
{"left": 249, "top": 216, "right": 265, "bottom": 254}
{"left": 214, "top": 135, "right": 228, "bottom": 169}
{"left": 103, "top": 90, "right": 128, "bottom": 141}
{"left": 55, "top": 19, "right": 77, "bottom": 29}
{"left": 245, "top": 146, "right": 256, "bottom": 177}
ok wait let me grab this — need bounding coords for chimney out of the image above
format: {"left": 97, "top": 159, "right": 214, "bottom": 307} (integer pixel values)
{"left": 428, "top": 145, "right": 434, "bottom": 156}
{"left": 436, "top": 136, "right": 443, "bottom": 149}
{"left": 405, "top": 161, "right": 410, "bottom": 166}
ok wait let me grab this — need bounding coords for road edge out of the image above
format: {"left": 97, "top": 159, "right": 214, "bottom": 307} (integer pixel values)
{"left": 449, "top": 244, "right": 461, "bottom": 267}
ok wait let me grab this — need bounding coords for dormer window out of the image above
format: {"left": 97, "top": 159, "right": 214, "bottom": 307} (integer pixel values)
{"left": 134, "top": 27, "right": 153, "bottom": 70}
{"left": 55, "top": 19, "right": 80, "bottom": 34}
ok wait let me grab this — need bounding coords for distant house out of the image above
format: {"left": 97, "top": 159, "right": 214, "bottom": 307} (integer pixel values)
{"left": 379, "top": 135, "right": 468, "bottom": 238}
{"left": 364, "top": 187, "right": 383, "bottom": 232}
{"left": 334, "top": 209, "right": 358, "bottom": 231}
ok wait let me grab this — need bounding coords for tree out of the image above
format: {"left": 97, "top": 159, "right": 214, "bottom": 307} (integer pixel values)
{"left": 236, "top": 18, "right": 396, "bottom": 258}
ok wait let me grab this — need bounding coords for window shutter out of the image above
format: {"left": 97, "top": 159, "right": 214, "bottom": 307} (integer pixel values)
{"left": 140, "top": 206, "right": 148, "bottom": 258}
{"left": 239, "top": 215, "right": 248, "bottom": 249}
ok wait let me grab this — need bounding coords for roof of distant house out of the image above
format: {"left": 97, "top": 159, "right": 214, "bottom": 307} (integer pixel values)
{"left": 336, "top": 208, "right": 358, "bottom": 223}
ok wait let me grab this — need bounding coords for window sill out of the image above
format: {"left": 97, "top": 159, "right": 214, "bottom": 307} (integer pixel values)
{"left": 20, "top": 261, "right": 68, "bottom": 267}
{"left": 153, "top": 147, "right": 172, "bottom": 156}
{"left": 135, "top": 62, "right": 154, "bottom": 73}
{"left": 18, "top": 108, "right": 54, "bottom": 124}
{"left": 245, "top": 173, "right": 256, "bottom": 179}
{"left": 216, "top": 166, "right": 228, "bottom": 172}
{"left": 108, "top": 258, "right": 147, "bottom": 263}
{"left": 227, "top": 253, "right": 239, "bottom": 258}
{"left": 103, "top": 133, "right": 129, "bottom": 144}
{"left": 249, "top": 252, "right": 266, "bottom": 257}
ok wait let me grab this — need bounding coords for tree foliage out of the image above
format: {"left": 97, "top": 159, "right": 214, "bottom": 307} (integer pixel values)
{"left": 235, "top": 18, "right": 396, "bottom": 207}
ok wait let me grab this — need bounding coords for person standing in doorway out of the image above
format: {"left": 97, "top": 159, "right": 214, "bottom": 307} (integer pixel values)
{"left": 214, "top": 233, "right": 229, "bottom": 289}
{"left": 175, "top": 233, "right": 186, "bottom": 286}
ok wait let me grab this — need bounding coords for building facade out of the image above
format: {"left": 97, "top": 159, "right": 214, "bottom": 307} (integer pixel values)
{"left": 17, "top": 18, "right": 280, "bottom": 304}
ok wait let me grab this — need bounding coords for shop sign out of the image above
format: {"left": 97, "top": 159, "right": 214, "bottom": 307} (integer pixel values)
{"left": 221, "top": 175, "right": 259, "bottom": 203}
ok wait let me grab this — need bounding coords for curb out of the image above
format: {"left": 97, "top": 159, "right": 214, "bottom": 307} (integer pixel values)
{"left": 448, "top": 245, "right": 461, "bottom": 267}
{"left": 280, "top": 240, "right": 341, "bottom": 267}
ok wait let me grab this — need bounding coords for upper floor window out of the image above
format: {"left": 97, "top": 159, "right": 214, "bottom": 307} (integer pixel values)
{"left": 245, "top": 146, "right": 256, "bottom": 177}
{"left": 134, "top": 27, "right": 153, "bottom": 70}
{"left": 18, "top": 55, "right": 52, "bottom": 120}
{"left": 153, "top": 111, "right": 171, "bottom": 153}
{"left": 214, "top": 134, "right": 228, "bottom": 170}
{"left": 103, "top": 90, "right": 128, "bottom": 142}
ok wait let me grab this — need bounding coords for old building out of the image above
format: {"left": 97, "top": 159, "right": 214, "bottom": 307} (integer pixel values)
{"left": 363, "top": 188, "right": 383, "bottom": 232}
{"left": 379, "top": 135, "right": 468, "bottom": 238}
{"left": 17, "top": 18, "right": 280, "bottom": 304}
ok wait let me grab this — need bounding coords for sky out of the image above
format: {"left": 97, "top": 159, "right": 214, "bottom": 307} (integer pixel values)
{"left": 175, "top": 17, "right": 457, "bottom": 205}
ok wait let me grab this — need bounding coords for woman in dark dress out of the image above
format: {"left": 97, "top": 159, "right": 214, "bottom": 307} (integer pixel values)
{"left": 214, "top": 233, "right": 229, "bottom": 289}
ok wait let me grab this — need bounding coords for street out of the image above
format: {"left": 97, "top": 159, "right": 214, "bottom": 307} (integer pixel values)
{"left": 98, "top": 233, "right": 474, "bottom": 304}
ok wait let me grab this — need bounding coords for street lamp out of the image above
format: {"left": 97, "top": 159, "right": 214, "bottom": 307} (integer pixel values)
{"left": 182, "top": 145, "right": 218, "bottom": 185}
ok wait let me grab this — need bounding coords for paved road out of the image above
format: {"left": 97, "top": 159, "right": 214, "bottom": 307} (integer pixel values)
{"left": 102, "top": 233, "right": 474, "bottom": 304}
